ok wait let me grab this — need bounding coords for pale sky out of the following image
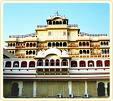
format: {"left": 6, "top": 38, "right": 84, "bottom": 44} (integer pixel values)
{"left": 4, "top": 3, "right": 110, "bottom": 41}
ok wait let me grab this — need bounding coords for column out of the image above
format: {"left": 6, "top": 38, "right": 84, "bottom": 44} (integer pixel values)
{"left": 85, "top": 60, "right": 88, "bottom": 67}
{"left": 84, "top": 81, "right": 88, "bottom": 95}
{"left": 105, "top": 82, "right": 108, "bottom": 96}
{"left": 33, "top": 81, "right": 37, "bottom": 97}
{"left": 11, "top": 61, "right": 13, "bottom": 69}
{"left": 43, "top": 59, "right": 45, "bottom": 67}
{"left": 18, "top": 81, "right": 23, "bottom": 97}
{"left": 68, "top": 59, "right": 70, "bottom": 67}
{"left": 19, "top": 61, "right": 21, "bottom": 69}
{"left": 3, "top": 61, "right": 6, "bottom": 68}
{"left": 68, "top": 81, "right": 72, "bottom": 96}
{"left": 60, "top": 59, "right": 62, "bottom": 66}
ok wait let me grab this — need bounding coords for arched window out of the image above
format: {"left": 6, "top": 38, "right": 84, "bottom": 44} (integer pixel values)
{"left": 48, "top": 42, "right": 51, "bottom": 47}
{"left": 86, "top": 42, "right": 89, "bottom": 46}
{"left": 107, "top": 49, "right": 109, "bottom": 54}
{"left": 63, "top": 42, "right": 67, "bottom": 47}
{"left": 96, "top": 60, "right": 103, "bottom": 67}
{"left": 83, "top": 42, "right": 85, "bottom": 46}
{"left": 37, "top": 59, "right": 43, "bottom": 66}
{"left": 33, "top": 43, "right": 36, "bottom": 47}
{"left": 52, "top": 42, "right": 55, "bottom": 47}
{"left": 13, "top": 61, "right": 19, "bottom": 67}
{"left": 11, "top": 83, "right": 19, "bottom": 97}
{"left": 26, "top": 51, "right": 28, "bottom": 55}
{"left": 13, "top": 43, "right": 15, "bottom": 47}
{"left": 29, "top": 50, "right": 32, "bottom": 55}
{"left": 59, "top": 21, "right": 62, "bottom": 24}
{"left": 10, "top": 43, "right": 12, "bottom": 47}
{"left": 97, "top": 82, "right": 105, "bottom": 96}
{"left": 104, "top": 49, "right": 107, "bottom": 54}
{"left": 21, "top": 61, "right": 27, "bottom": 67}
{"left": 88, "top": 60, "right": 94, "bottom": 67}
{"left": 79, "top": 50, "right": 82, "bottom": 54}
{"left": 33, "top": 51, "right": 35, "bottom": 55}
{"left": 87, "top": 50, "right": 89, "bottom": 54}
{"left": 56, "top": 59, "right": 60, "bottom": 66}
{"left": 63, "top": 20, "right": 66, "bottom": 24}
{"left": 104, "top": 60, "right": 110, "bottom": 67}
{"left": 104, "top": 42, "right": 106, "bottom": 45}
{"left": 106, "top": 49, "right": 109, "bottom": 54}
{"left": 30, "top": 43, "right": 32, "bottom": 47}
{"left": 79, "top": 61, "right": 86, "bottom": 67}
{"left": 106, "top": 41, "right": 108, "bottom": 45}
{"left": 101, "top": 42, "right": 103, "bottom": 45}
{"left": 5, "top": 61, "right": 11, "bottom": 67}
{"left": 26, "top": 43, "right": 29, "bottom": 47}
{"left": 56, "top": 42, "right": 59, "bottom": 47}
{"left": 83, "top": 50, "right": 86, "bottom": 54}
{"left": 71, "top": 61, "right": 77, "bottom": 67}
{"left": 53, "top": 21, "right": 55, "bottom": 25}
{"left": 49, "top": 21, "right": 52, "bottom": 25}
{"left": 29, "top": 61, "right": 35, "bottom": 67}
{"left": 107, "top": 83, "right": 110, "bottom": 96}
{"left": 56, "top": 21, "right": 59, "bottom": 24}
{"left": 60, "top": 42, "right": 62, "bottom": 47}
{"left": 62, "top": 59, "right": 68, "bottom": 66}
{"left": 102, "top": 49, "right": 104, "bottom": 54}
{"left": 50, "top": 59, "right": 55, "bottom": 66}
{"left": 45, "top": 59, "right": 49, "bottom": 66}
{"left": 79, "top": 42, "right": 82, "bottom": 46}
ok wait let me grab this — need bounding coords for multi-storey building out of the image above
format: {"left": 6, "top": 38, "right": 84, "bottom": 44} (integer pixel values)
{"left": 3, "top": 13, "right": 110, "bottom": 98}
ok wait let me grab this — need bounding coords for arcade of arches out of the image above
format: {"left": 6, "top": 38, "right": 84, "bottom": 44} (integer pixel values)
{"left": 4, "top": 80, "right": 109, "bottom": 98}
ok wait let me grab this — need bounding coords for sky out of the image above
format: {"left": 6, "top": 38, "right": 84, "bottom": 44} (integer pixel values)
{"left": 4, "top": 3, "right": 110, "bottom": 41}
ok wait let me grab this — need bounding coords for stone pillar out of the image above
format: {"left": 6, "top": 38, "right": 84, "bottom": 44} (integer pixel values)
{"left": 18, "top": 81, "right": 23, "bottom": 97}
{"left": 43, "top": 59, "right": 45, "bottom": 67}
{"left": 3, "top": 61, "right": 6, "bottom": 68}
{"left": 19, "top": 61, "right": 21, "bottom": 69}
{"left": 105, "top": 82, "right": 108, "bottom": 96}
{"left": 68, "top": 81, "right": 72, "bottom": 95}
{"left": 60, "top": 59, "right": 62, "bottom": 66}
{"left": 84, "top": 81, "right": 88, "bottom": 95}
{"left": 86, "top": 60, "right": 88, "bottom": 67}
{"left": 33, "top": 81, "right": 37, "bottom": 97}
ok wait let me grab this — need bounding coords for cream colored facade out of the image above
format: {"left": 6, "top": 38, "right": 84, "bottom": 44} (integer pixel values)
{"left": 3, "top": 14, "right": 110, "bottom": 98}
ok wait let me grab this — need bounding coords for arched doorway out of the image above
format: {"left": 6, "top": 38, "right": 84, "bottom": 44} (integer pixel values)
{"left": 97, "top": 82, "right": 105, "bottom": 96}
{"left": 11, "top": 83, "right": 19, "bottom": 97}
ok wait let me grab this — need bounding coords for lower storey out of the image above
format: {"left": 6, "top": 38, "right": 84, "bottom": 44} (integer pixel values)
{"left": 3, "top": 79, "right": 109, "bottom": 98}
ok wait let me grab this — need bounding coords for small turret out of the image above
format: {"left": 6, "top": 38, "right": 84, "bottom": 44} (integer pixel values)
{"left": 47, "top": 11, "right": 68, "bottom": 25}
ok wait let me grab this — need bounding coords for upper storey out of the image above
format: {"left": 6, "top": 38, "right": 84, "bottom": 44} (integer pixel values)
{"left": 35, "top": 14, "right": 79, "bottom": 41}
{"left": 6, "top": 13, "right": 109, "bottom": 42}
{"left": 47, "top": 15, "right": 68, "bottom": 25}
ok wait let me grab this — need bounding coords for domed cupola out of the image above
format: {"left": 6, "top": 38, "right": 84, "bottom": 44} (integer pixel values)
{"left": 47, "top": 12, "right": 68, "bottom": 25}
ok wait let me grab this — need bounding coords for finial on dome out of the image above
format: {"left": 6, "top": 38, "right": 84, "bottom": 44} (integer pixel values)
{"left": 55, "top": 11, "right": 59, "bottom": 16}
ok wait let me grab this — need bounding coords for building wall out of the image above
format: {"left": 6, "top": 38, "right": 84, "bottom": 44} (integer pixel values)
{"left": 3, "top": 80, "right": 12, "bottom": 97}
{"left": 23, "top": 81, "right": 33, "bottom": 97}
{"left": 36, "top": 81, "right": 68, "bottom": 97}
{"left": 3, "top": 79, "right": 109, "bottom": 98}
{"left": 72, "top": 81, "right": 85, "bottom": 96}
{"left": 87, "top": 81, "right": 97, "bottom": 96}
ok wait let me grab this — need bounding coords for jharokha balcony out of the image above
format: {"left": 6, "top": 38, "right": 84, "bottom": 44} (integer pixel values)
{"left": 3, "top": 59, "right": 110, "bottom": 79}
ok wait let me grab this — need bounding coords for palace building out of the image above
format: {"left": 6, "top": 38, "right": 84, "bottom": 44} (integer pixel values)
{"left": 3, "top": 13, "right": 110, "bottom": 98}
